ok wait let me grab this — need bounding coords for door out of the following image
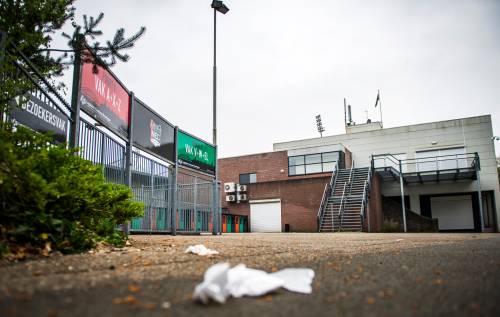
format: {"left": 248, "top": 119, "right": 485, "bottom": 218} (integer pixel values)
{"left": 250, "top": 200, "right": 282, "bottom": 232}
{"left": 431, "top": 195, "right": 474, "bottom": 230}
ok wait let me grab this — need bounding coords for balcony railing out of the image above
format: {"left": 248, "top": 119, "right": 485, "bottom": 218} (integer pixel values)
{"left": 372, "top": 152, "right": 480, "bottom": 183}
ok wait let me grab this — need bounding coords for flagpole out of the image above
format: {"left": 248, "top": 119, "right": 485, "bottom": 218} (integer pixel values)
{"left": 378, "top": 89, "right": 383, "bottom": 128}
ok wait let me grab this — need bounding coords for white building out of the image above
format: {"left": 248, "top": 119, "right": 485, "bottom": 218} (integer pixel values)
{"left": 274, "top": 115, "right": 499, "bottom": 232}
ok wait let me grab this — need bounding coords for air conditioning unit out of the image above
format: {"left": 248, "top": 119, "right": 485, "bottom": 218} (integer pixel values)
{"left": 237, "top": 194, "right": 247, "bottom": 201}
{"left": 224, "top": 182, "right": 236, "bottom": 193}
{"left": 226, "top": 195, "right": 236, "bottom": 202}
{"left": 237, "top": 184, "right": 247, "bottom": 192}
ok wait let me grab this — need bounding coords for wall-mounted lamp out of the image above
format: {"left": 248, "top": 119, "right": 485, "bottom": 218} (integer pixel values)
{"left": 431, "top": 141, "right": 438, "bottom": 145}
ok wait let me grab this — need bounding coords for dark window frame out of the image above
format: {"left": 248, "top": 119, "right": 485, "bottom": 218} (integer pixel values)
{"left": 288, "top": 151, "right": 339, "bottom": 176}
{"left": 239, "top": 172, "right": 257, "bottom": 184}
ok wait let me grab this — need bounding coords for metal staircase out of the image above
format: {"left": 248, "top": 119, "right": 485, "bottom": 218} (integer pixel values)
{"left": 318, "top": 163, "right": 372, "bottom": 232}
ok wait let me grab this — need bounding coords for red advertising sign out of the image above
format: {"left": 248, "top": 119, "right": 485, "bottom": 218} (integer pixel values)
{"left": 79, "top": 61, "right": 130, "bottom": 138}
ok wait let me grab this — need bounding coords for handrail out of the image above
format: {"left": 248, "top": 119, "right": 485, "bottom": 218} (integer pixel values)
{"left": 372, "top": 152, "right": 479, "bottom": 175}
{"left": 317, "top": 183, "right": 328, "bottom": 220}
{"left": 337, "top": 182, "right": 347, "bottom": 231}
{"left": 360, "top": 182, "right": 368, "bottom": 219}
{"left": 373, "top": 152, "right": 477, "bottom": 164}
{"left": 338, "top": 160, "right": 354, "bottom": 231}
{"left": 330, "top": 162, "right": 338, "bottom": 191}
{"left": 317, "top": 161, "right": 338, "bottom": 231}
{"left": 360, "top": 161, "right": 373, "bottom": 221}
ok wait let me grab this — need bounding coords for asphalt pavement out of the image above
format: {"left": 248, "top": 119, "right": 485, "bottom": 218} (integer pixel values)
{"left": 1, "top": 233, "right": 499, "bottom": 317}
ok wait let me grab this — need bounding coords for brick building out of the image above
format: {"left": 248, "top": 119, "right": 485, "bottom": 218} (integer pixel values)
{"left": 219, "top": 146, "right": 351, "bottom": 232}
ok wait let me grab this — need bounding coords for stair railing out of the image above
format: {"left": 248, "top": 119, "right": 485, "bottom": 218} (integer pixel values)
{"left": 338, "top": 161, "right": 355, "bottom": 231}
{"left": 337, "top": 182, "right": 347, "bottom": 232}
{"left": 360, "top": 161, "right": 373, "bottom": 231}
{"left": 317, "top": 161, "right": 338, "bottom": 231}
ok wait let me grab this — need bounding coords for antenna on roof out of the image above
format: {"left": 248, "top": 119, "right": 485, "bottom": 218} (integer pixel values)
{"left": 344, "top": 98, "right": 347, "bottom": 129}
{"left": 315, "top": 115, "right": 325, "bottom": 138}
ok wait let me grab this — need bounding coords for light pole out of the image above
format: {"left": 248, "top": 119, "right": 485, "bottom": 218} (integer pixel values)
{"left": 211, "top": 0, "right": 229, "bottom": 235}
{"left": 211, "top": 0, "right": 229, "bottom": 146}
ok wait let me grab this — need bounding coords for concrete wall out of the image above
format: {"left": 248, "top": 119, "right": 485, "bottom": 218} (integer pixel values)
{"left": 274, "top": 115, "right": 500, "bottom": 231}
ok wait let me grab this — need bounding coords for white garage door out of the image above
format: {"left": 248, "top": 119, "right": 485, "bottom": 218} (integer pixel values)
{"left": 431, "top": 195, "right": 474, "bottom": 230}
{"left": 250, "top": 200, "right": 281, "bottom": 233}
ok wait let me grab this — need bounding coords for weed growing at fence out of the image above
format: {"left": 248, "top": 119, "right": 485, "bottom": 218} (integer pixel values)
{"left": 0, "top": 124, "right": 143, "bottom": 257}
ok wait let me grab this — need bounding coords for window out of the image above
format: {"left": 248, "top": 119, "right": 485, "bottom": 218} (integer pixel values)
{"left": 416, "top": 147, "right": 466, "bottom": 172}
{"left": 373, "top": 153, "right": 408, "bottom": 173}
{"left": 288, "top": 151, "right": 339, "bottom": 176}
{"left": 239, "top": 173, "right": 257, "bottom": 184}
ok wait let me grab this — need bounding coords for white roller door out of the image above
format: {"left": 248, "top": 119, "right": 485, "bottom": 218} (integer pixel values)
{"left": 431, "top": 195, "right": 474, "bottom": 230}
{"left": 250, "top": 199, "right": 281, "bottom": 232}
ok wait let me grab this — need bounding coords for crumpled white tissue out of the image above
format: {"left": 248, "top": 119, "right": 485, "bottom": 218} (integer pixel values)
{"left": 185, "top": 244, "right": 219, "bottom": 256}
{"left": 194, "top": 263, "right": 315, "bottom": 304}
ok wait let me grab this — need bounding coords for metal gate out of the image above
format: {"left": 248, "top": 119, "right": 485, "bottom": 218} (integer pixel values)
{"left": 130, "top": 171, "right": 218, "bottom": 234}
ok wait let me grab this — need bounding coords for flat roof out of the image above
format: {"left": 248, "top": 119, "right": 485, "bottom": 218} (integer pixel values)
{"left": 274, "top": 114, "right": 492, "bottom": 148}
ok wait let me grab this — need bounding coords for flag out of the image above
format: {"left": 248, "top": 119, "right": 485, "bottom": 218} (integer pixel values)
{"left": 374, "top": 90, "right": 380, "bottom": 108}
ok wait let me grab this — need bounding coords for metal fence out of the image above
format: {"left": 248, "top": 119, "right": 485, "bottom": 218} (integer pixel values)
{"left": 78, "top": 118, "right": 127, "bottom": 184}
{"left": 2, "top": 36, "right": 220, "bottom": 235}
{"left": 131, "top": 184, "right": 171, "bottom": 233}
{"left": 129, "top": 172, "right": 218, "bottom": 234}
{"left": 177, "top": 181, "right": 214, "bottom": 233}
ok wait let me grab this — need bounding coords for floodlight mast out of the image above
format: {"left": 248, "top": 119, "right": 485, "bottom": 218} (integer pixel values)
{"left": 316, "top": 115, "right": 325, "bottom": 138}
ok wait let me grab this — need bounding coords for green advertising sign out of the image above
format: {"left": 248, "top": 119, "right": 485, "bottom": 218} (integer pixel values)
{"left": 177, "top": 130, "right": 216, "bottom": 175}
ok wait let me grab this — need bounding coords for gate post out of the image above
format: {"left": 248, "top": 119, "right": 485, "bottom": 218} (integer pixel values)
{"left": 69, "top": 34, "right": 84, "bottom": 149}
{"left": 171, "top": 126, "right": 179, "bottom": 235}
{"left": 193, "top": 177, "right": 198, "bottom": 232}
{"left": 125, "top": 92, "right": 135, "bottom": 187}
{"left": 122, "top": 92, "right": 135, "bottom": 235}
{"left": 212, "top": 178, "right": 217, "bottom": 235}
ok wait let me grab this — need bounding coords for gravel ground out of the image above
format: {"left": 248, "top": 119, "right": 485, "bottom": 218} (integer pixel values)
{"left": 1, "top": 233, "right": 499, "bottom": 317}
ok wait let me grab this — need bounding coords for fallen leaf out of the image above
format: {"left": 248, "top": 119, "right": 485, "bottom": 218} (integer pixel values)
{"left": 41, "top": 242, "right": 52, "bottom": 257}
{"left": 128, "top": 284, "right": 140, "bottom": 293}
{"left": 112, "top": 295, "right": 138, "bottom": 305}
{"left": 143, "top": 302, "right": 156, "bottom": 310}
{"left": 328, "top": 262, "right": 342, "bottom": 272}
{"left": 432, "top": 278, "right": 444, "bottom": 285}
{"left": 365, "top": 296, "right": 376, "bottom": 305}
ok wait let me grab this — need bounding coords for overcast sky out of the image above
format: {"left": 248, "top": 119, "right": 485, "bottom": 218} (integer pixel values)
{"left": 56, "top": 0, "right": 500, "bottom": 157}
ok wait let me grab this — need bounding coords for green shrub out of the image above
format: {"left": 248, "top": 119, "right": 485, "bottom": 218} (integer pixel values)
{"left": 0, "top": 123, "right": 143, "bottom": 254}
